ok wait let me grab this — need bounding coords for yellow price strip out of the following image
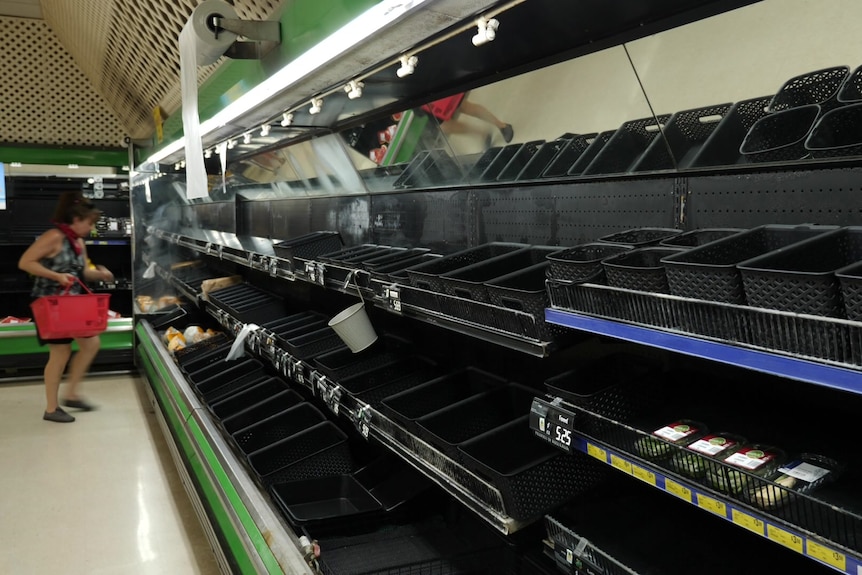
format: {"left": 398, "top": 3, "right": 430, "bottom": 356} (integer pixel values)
{"left": 631, "top": 464, "right": 656, "bottom": 486}
{"left": 696, "top": 494, "right": 727, "bottom": 518}
{"left": 610, "top": 454, "right": 632, "bottom": 474}
{"left": 665, "top": 479, "right": 692, "bottom": 503}
{"left": 806, "top": 540, "right": 846, "bottom": 571}
{"left": 731, "top": 510, "right": 765, "bottom": 536}
{"left": 767, "top": 525, "right": 803, "bottom": 554}
{"left": 587, "top": 443, "right": 607, "bottom": 462}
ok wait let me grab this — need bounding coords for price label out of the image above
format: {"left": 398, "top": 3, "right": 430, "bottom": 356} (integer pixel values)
{"left": 806, "top": 540, "right": 846, "bottom": 571}
{"left": 610, "top": 454, "right": 632, "bottom": 475}
{"left": 586, "top": 443, "right": 607, "bottom": 462}
{"left": 665, "top": 479, "right": 692, "bottom": 503}
{"left": 767, "top": 525, "right": 804, "bottom": 554}
{"left": 696, "top": 494, "right": 727, "bottom": 517}
{"left": 731, "top": 510, "right": 765, "bottom": 536}
{"left": 631, "top": 464, "right": 656, "bottom": 486}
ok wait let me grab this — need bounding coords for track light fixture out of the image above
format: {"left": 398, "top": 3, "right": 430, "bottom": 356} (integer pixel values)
{"left": 242, "top": 132, "right": 253, "bottom": 144}
{"left": 281, "top": 112, "right": 294, "bottom": 127}
{"left": 471, "top": 17, "right": 499, "bottom": 46}
{"left": 260, "top": 124, "right": 271, "bottom": 137}
{"left": 204, "top": 148, "right": 213, "bottom": 159}
{"left": 345, "top": 80, "right": 364, "bottom": 100}
{"left": 396, "top": 55, "right": 418, "bottom": 78}
{"left": 309, "top": 98, "right": 324, "bottom": 115}
{"left": 227, "top": 139, "right": 236, "bottom": 150}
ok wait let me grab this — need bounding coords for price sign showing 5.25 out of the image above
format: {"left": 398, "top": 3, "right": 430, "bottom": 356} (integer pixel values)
{"left": 530, "top": 398, "right": 576, "bottom": 454}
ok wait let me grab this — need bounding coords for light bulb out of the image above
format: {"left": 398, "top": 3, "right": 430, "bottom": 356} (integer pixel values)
{"left": 396, "top": 55, "right": 418, "bottom": 78}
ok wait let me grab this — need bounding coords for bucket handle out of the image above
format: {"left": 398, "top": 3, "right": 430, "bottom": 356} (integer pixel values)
{"left": 343, "top": 269, "right": 370, "bottom": 305}
{"left": 59, "top": 276, "right": 93, "bottom": 296}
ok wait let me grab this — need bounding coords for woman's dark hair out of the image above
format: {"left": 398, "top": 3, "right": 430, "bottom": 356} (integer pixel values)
{"left": 52, "top": 191, "right": 101, "bottom": 224}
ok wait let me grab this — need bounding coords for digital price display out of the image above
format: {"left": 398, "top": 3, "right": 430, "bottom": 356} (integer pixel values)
{"left": 530, "top": 398, "right": 576, "bottom": 454}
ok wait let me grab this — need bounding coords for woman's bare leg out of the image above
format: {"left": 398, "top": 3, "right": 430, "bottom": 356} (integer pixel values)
{"left": 45, "top": 343, "right": 72, "bottom": 412}
{"left": 66, "top": 336, "right": 100, "bottom": 401}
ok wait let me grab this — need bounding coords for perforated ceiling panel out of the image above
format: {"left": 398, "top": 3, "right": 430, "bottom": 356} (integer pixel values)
{"left": 0, "top": 15, "right": 127, "bottom": 148}
{"left": 0, "top": 0, "right": 279, "bottom": 149}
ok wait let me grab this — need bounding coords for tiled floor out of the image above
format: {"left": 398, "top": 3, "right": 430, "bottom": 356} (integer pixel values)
{"left": 0, "top": 373, "right": 222, "bottom": 575}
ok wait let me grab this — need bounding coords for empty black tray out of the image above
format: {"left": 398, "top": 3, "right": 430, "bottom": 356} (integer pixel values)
{"left": 232, "top": 402, "right": 327, "bottom": 456}
{"left": 379, "top": 367, "right": 507, "bottom": 434}
{"left": 602, "top": 247, "right": 685, "bottom": 294}
{"left": 546, "top": 242, "right": 633, "bottom": 284}
{"left": 440, "top": 245, "right": 557, "bottom": 302}
{"left": 406, "top": 242, "right": 528, "bottom": 292}
{"left": 220, "top": 389, "right": 306, "bottom": 435}
{"left": 273, "top": 231, "right": 343, "bottom": 266}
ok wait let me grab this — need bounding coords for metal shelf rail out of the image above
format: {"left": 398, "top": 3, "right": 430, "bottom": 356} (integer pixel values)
{"left": 545, "top": 281, "right": 862, "bottom": 394}
{"left": 200, "top": 302, "right": 524, "bottom": 534}
{"left": 529, "top": 395, "right": 862, "bottom": 574}
{"left": 147, "top": 226, "right": 555, "bottom": 357}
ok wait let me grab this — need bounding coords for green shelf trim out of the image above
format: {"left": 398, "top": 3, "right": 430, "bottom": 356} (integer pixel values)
{"left": 0, "top": 319, "right": 133, "bottom": 356}
{"left": 137, "top": 323, "right": 285, "bottom": 574}
{"left": 0, "top": 146, "right": 127, "bottom": 167}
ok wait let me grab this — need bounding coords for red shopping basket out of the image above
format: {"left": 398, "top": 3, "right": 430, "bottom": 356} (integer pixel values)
{"left": 30, "top": 278, "right": 110, "bottom": 339}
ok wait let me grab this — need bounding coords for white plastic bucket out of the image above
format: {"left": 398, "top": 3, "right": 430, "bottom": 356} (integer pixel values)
{"left": 328, "top": 302, "right": 378, "bottom": 353}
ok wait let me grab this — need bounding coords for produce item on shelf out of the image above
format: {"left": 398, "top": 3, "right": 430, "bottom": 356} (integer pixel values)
{"left": 170, "top": 260, "right": 201, "bottom": 270}
{"left": 1, "top": 316, "right": 31, "bottom": 324}
{"left": 136, "top": 295, "right": 154, "bottom": 311}
{"left": 201, "top": 275, "right": 242, "bottom": 299}
{"left": 158, "top": 295, "right": 180, "bottom": 309}
{"left": 706, "top": 444, "right": 784, "bottom": 495}
{"left": 634, "top": 419, "right": 707, "bottom": 460}
{"left": 164, "top": 326, "right": 183, "bottom": 343}
{"left": 107, "top": 310, "right": 122, "bottom": 319}
{"left": 672, "top": 432, "right": 747, "bottom": 478}
{"left": 167, "top": 335, "right": 186, "bottom": 354}
{"left": 183, "top": 325, "right": 207, "bottom": 344}
{"left": 751, "top": 453, "right": 841, "bottom": 509}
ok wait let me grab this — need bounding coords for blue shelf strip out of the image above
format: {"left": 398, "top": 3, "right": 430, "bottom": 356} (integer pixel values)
{"left": 571, "top": 436, "right": 861, "bottom": 574}
{"left": 545, "top": 308, "right": 862, "bottom": 395}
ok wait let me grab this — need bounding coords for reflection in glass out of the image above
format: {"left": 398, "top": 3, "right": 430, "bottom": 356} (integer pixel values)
{"left": 625, "top": 0, "right": 862, "bottom": 169}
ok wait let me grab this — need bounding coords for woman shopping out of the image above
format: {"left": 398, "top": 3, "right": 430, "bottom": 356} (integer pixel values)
{"left": 18, "top": 191, "right": 114, "bottom": 423}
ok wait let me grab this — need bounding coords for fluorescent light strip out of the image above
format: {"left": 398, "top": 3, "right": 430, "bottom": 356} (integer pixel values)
{"left": 146, "top": 0, "right": 431, "bottom": 166}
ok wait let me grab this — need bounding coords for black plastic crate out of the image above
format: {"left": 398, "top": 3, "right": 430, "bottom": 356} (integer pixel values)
{"left": 485, "top": 261, "right": 551, "bottom": 318}
{"left": 313, "top": 335, "right": 413, "bottom": 381}
{"left": 458, "top": 417, "right": 607, "bottom": 522}
{"left": 479, "top": 143, "right": 522, "bottom": 182}
{"left": 406, "top": 242, "right": 528, "bottom": 293}
{"left": 567, "top": 131, "right": 616, "bottom": 176}
{"left": 271, "top": 473, "right": 383, "bottom": 528}
{"left": 379, "top": 367, "right": 508, "bottom": 434}
{"left": 496, "top": 140, "right": 546, "bottom": 182}
{"left": 318, "top": 244, "right": 380, "bottom": 264}
{"left": 804, "top": 103, "right": 862, "bottom": 158}
{"left": 546, "top": 243, "right": 632, "bottom": 283}
{"left": 174, "top": 334, "right": 231, "bottom": 367}
{"left": 273, "top": 231, "right": 343, "bottom": 266}
{"left": 232, "top": 402, "right": 327, "bottom": 456}
{"left": 738, "top": 227, "right": 862, "bottom": 317}
{"left": 602, "top": 248, "right": 685, "bottom": 294}
{"left": 582, "top": 115, "right": 672, "bottom": 176}
{"left": 249, "top": 421, "right": 355, "bottom": 486}
{"left": 361, "top": 248, "right": 429, "bottom": 272}
{"left": 416, "top": 383, "right": 537, "bottom": 461}
{"left": 440, "top": 246, "right": 557, "bottom": 302}
{"left": 336, "top": 356, "right": 436, "bottom": 397}
{"left": 740, "top": 104, "right": 820, "bottom": 163}
{"left": 196, "top": 363, "right": 270, "bottom": 405}
{"left": 598, "top": 227, "right": 681, "bottom": 247}
{"left": 544, "top": 353, "right": 661, "bottom": 433}
{"left": 395, "top": 148, "right": 463, "bottom": 189}
{"left": 187, "top": 356, "right": 259, "bottom": 386}
{"left": 659, "top": 228, "right": 745, "bottom": 248}
{"left": 767, "top": 65, "right": 849, "bottom": 113}
{"left": 466, "top": 147, "right": 503, "bottom": 182}
{"left": 354, "top": 361, "right": 444, "bottom": 408}
{"left": 220, "top": 389, "right": 306, "bottom": 435}
{"left": 662, "top": 224, "right": 837, "bottom": 304}
{"left": 690, "top": 96, "right": 772, "bottom": 167}
{"left": 369, "top": 253, "right": 441, "bottom": 286}
{"left": 516, "top": 138, "right": 572, "bottom": 180}
{"left": 209, "top": 378, "right": 290, "bottom": 421}
{"left": 837, "top": 260, "right": 862, "bottom": 321}
{"left": 392, "top": 150, "right": 431, "bottom": 188}
{"left": 838, "top": 64, "right": 862, "bottom": 103}
{"left": 540, "top": 133, "right": 598, "bottom": 178}
{"left": 633, "top": 104, "right": 733, "bottom": 171}
{"left": 281, "top": 326, "right": 345, "bottom": 360}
